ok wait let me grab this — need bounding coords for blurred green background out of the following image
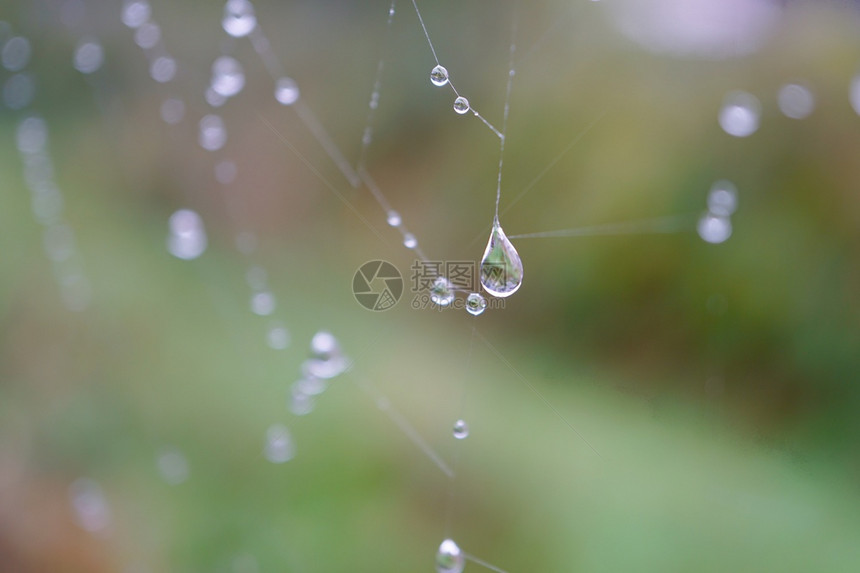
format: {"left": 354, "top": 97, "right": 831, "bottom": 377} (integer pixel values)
{"left": 2, "top": 0, "right": 860, "bottom": 571}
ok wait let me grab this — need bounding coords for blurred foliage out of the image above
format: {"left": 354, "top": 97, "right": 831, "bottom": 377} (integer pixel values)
{"left": 2, "top": 0, "right": 860, "bottom": 571}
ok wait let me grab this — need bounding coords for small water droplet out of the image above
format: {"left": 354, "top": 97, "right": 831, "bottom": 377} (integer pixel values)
{"left": 3, "top": 73, "right": 35, "bottom": 110}
{"left": 73, "top": 38, "right": 104, "bottom": 74}
{"left": 386, "top": 210, "right": 401, "bottom": 227}
{"left": 222, "top": 0, "right": 257, "bottom": 38}
{"left": 430, "top": 64, "right": 449, "bottom": 87}
{"left": 160, "top": 98, "right": 185, "bottom": 124}
{"left": 250, "top": 291, "right": 276, "bottom": 316}
{"left": 211, "top": 56, "right": 245, "bottom": 98}
{"left": 274, "top": 77, "right": 300, "bottom": 105}
{"left": 453, "top": 419, "right": 469, "bottom": 439}
{"left": 777, "top": 83, "right": 814, "bottom": 119}
{"left": 289, "top": 387, "right": 315, "bottom": 415}
{"left": 697, "top": 213, "right": 732, "bottom": 244}
{"left": 465, "top": 292, "right": 487, "bottom": 316}
{"left": 718, "top": 90, "right": 760, "bottom": 137}
{"left": 150, "top": 56, "right": 176, "bottom": 83}
{"left": 429, "top": 276, "right": 455, "bottom": 306}
{"left": 121, "top": 0, "right": 151, "bottom": 29}
{"left": 2, "top": 36, "right": 31, "bottom": 71}
{"left": 403, "top": 233, "right": 417, "bottom": 249}
{"left": 205, "top": 86, "right": 227, "bottom": 107}
{"left": 306, "top": 331, "right": 348, "bottom": 378}
{"left": 266, "top": 322, "right": 290, "bottom": 349}
{"left": 435, "top": 539, "right": 464, "bottom": 573}
{"left": 199, "top": 114, "right": 226, "bottom": 151}
{"left": 480, "top": 219, "right": 523, "bottom": 298}
{"left": 16, "top": 116, "right": 47, "bottom": 154}
{"left": 453, "top": 96, "right": 469, "bottom": 115}
{"left": 706, "top": 180, "right": 738, "bottom": 217}
{"left": 295, "top": 372, "right": 327, "bottom": 396}
{"left": 167, "top": 209, "right": 207, "bottom": 260}
{"left": 134, "top": 21, "right": 160, "bottom": 49}
{"left": 263, "top": 424, "right": 294, "bottom": 463}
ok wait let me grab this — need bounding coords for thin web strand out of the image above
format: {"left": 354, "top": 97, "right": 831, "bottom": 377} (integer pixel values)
{"left": 495, "top": 17, "right": 518, "bottom": 221}
{"left": 509, "top": 214, "right": 695, "bottom": 240}
{"left": 464, "top": 553, "right": 511, "bottom": 573}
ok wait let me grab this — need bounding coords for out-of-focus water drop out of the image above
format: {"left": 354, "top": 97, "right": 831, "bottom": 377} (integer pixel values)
{"left": 69, "top": 478, "right": 111, "bottom": 533}
{"left": 289, "top": 387, "right": 315, "bottom": 416}
{"left": 718, "top": 91, "right": 760, "bottom": 137}
{"left": 698, "top": 213, "right": 732, "bottom": 244}
{"left": 199, "top": 114, "right": 227, "bottom": 151}
{"left": 465, "top": 292, "right": 487, "bottom": 316}
{"left": 156, "top": 447, "right": 190, "bottom": 485}
{"left": 17, "top": 116, "right": 47, "bottom": 154}
{"left": 386, "top": 210, "right": 401, "bottom": 227}
{"left": 121, "top": 0, "right": 151, "bottom": 29}
{"left": 706, "top": 180, "right": 738, "bottom": 217}
{"left": 305, "top": 331, "right": 348, "bottom": 379}
{"left": 263, "top": 424, "right": 295, "bottom": 463}
{"left": 403, "top": 233, "right": 417, "bottom": 249}
{"left": 160, "top": 98, "right": 185, "bottom": 124}
{"left": 3, "top": 73, "right": 35, "bottom": 109}
{"left": 453, "top": 96, "right": 469, "bottom": 114}
{"left": 435, "top": 539, "right": 464, "bottom": 573}
{"left": 430, "top": 64, "right": 449, "bottom": 87}
{"left": 223, "top": 0, "right": 257, "bottom": 38}
{"left": 266, "top": 322, "right": 290, "bottom": 349}
{"left": 453, "top": 419, "right": 469, "bottom": 439}
{"left": 211, "top": 56, "right": 245, "bottom": 98}
{"left": 167, "top": 209, "right": 207, "bottom": 260}
{"left": 295, "top": 371, "right": 327, "bottom": 396}
{"left": 2, "top": 36, "right": 30, "bottom": 71}
{"left": 777, "top": 83, "right": 814, "bottom": 119}
{"left": 480, "top": 219, "right": 523, "bottom": 298}
{"left": 73, "top": 38, "right": 104, "bottom": 74}
{"left": 134, "top": 21, "right": 160, "bottom": 49}
{"left": 250, "top": 291, "right": 276, "bottom": 316}
{"left": 430, "top": 276, "right": 455, "bottom": 307}
{"left": 150, "top": 56, "right": 176, "bottom": 83}
{"left": 274, "top": 77, "right": 300, "bottom": 105}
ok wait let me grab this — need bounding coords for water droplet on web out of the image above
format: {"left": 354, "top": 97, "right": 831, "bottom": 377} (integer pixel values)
{"left": 697, "top": 213, "right": 732, "bottom": 244}
{"left": 465, "top": 292, "right": 487, "bottom": 316}
{"left": 453, "top": 96, "right": 469, "bottom": 115}
{"left": 211, "top": 56, "right": 245, "bottom": 98}
{"left": 263, "top": 424, "right": 295, "bottom": 463}
{"left": 386, "top": 210, "right": 401, "bottom": 227}
{"left": 160, "top": 98, "right": 185, "bottom": 124}
{"left": 17, "top": 116, "right": 47, "bottom": 154}
{"left": 69, "top": 478, "right": 111, "bottom": 533}
{"left": 167, "top": 209, "right": 207, "bottom": 260}
{"left": 295, "top": 371, "right": 327, "bottom": 396}
{"left": 121, "top": 0, "right": 151, "bottom": 29}
{"left": 73, "top": 38, "right": 104, "bottom": 74}
{"left": 430, "top": 64, "right": 449, "bottom": 87}
{"left": 223, "top": 0, "right": 257, "bottom": 38}
{"left": 205, "top": 86, "right": 227, "bottom": 107}
{"left": 430, "top": 276, "right": 455, "bottom": 306}
{"left": 403, "top": 233, "right": 417, "bottom": 249}
{"left": 480, "top": 219, "right": 523, "bottom": 298}
{"left": 266, "top": 322, "right": 290, "bottom": 349}
{"left": 289, "top": 387, "right": 315, "bottom": 415}
{"left": 250, "top": 291, "right": 276, "bottom": 316}
{"left": 3, "top": 73, "right": 35, "bottom": 109}
{"left": 706, "top": 180, "right": 738, "bottom": 217}
{"left": 452, "top": 419, "right": 469, "bottom": 439}
{"left": 305, "top": 331, "right": 348, "bottom": 378}
{"left": 134, "top": 21, "right": 161, "bottom": 49}
{"left": 150, "top": 56, "right": 176, "bottom": 83}
{"left": 2, "top": 36, "right": 30, "bottom": 71}
{"left": 435, "top": 539, "right": 464, "bottom": 573}
{"left": 156, "top": 447, "right": 190, "bottom": 485}
{"left": 777, "top": 83, "right": 814, "bottom": 119}
{"left": 274, "top": 77, "right": 300, "bottom": 105}
{"left": 199, "top": 114, "right": 227, "bottom": 151}
{"left": 718, "top": 90, "right": 760, "bottom": 137}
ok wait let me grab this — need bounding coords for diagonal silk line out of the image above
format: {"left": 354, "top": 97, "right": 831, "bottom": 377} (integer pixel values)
{"left": 508, "top": 213, "right": 695, "bottom": 239}
{"left": 464, "top": 552, "right": 510, "bottom": 573}
{"left": 463, "top": 108, "right": 609, "bottom": 251}
{"left": 256, "top": 112, "right": 390, "bottom": 246}
{"left": 475, "top": 329, "right": 602, "bottom": 457}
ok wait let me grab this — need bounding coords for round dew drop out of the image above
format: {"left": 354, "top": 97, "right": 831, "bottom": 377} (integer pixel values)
{"left": 430, "top": 276, "right": 455, "bottom": 307}
{"left": 222, "top": 0, "right": 257, "bottom": 38}
{"left": 435, "top": 539, "right": 465, "bottom": 573}
{"left": 453, "top": 96, "right": 469, "bottom": 115}
{"left": 386, "top": 210, "right": 402, "bottom": 227}
{"left": 274, "top": 77, "right": 300, "bottom": 105}
{"left": 453, "top": 419, "right": 469, "bottom": 439}
{"left": 430, "top": 64, "right": 449, "bottom": 87}
{"left": 465, "top": 292, "right": 487, "bottom": 316}
{"left": 480, "top": 220, "right": 523, "bottom": 298}
{"left": 403, "top": 233, "right": 417, "bottom": 249}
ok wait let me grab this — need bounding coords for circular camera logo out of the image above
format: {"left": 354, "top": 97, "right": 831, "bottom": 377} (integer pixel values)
{"left": 352, "top": 260, "right": 403, "bottom": 311}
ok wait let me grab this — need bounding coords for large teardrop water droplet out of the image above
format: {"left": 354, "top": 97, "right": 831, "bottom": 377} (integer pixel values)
{"left": 480, "top": 219, "right": 523, "bottom": 298}
{"left": 435, "top": 539, "right": 464, "bottom": 573}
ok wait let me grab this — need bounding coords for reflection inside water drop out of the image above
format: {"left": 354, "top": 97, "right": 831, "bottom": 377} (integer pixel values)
{"left": 480, "top": 219, "right": 523, "bottom": 298}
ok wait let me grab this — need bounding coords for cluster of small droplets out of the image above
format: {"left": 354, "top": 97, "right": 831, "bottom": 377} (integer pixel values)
{"left": 718, "top": 90, "right": 761, "bottom": 138}
{"left": 430, "top": 276, "right": 456, "bottom": 307}
{"left": 122, "top": 0, "right": 178, "bottom": 84}
{"left": 698, "top": 180, "right": 738, "bottom": 244}
{"left": 452, "top": 419, "right": 469, "bottom": 439}
{"left": 435, "top": 539, "right": 465, "bottom": 573}
{"left": 465, "top": 292, "right": 487, "bottom": 316}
